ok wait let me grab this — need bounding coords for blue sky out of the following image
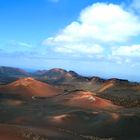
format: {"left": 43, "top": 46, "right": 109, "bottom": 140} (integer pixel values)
{"left": 0, "top": 0, "right": 140, "bottom": 81}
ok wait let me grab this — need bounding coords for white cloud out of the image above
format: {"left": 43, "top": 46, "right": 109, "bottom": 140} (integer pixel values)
{"left": 1, "top": 41, "right": 33, "bottom": 53}
{"left": 53, "top": 43, "right": 104, "bottom": 55}
{"left": 9, "top": 40, "right": 32, "bottom": 48}
{"left": 17, "top": 42, "right": 32, "bottom": 48}
{"left": 109, "top": 44, "right": 140, "bottom": 65}
{"left": 43, "top": 2, "right": 140, "bottom": 58}
{"left": 112, "top": 45, "right": 140, "bottom": 57}
{"left": 79, "top": 3, "right": 140, "bottom": 42}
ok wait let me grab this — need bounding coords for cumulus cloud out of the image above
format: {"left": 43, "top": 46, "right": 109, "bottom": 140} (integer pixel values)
{"left": 43, "top": 2, "right": 140, "bottom": 63}
{"left": 54, "top": 44, "right": 102, "bottom": 54}
{"left": 45, "top": 37, "right": 104, "bottom": 55}
{"left": 78, "top": 3, "right": 140, "bottom": 42}
{"left": 107, "top": 44, "right": 140, "bottom": 65}
{"left": 112, "top": 45, "right": 140, "bottom": 57}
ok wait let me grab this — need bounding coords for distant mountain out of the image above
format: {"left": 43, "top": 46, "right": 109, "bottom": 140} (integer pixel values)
{"left": 0, "top": 77, "right": 62, "bottom": 99}
{"left": 33, "top": 68, "right": 106, "bottom": 91}
{"left": 0, "top": 66, "right": 28, "bottom": 76}
{"left": 33, "top": 68, "right": 81, "bottom": 84}
{"left": 90, "top": 76, "right": 105, "bottom": 83}
{"left": 1, "top": 66, "right": 140, "bottom": 107}
{"left": 0, "top": 66, "right": 29, "bottom": 84}
{"left": 0, "top": 66, "right": 91, "bottom": 85}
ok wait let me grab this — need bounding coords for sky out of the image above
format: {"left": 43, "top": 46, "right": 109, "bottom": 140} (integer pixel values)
{"left": 0, "top": 0, "right": 140, "bottom": 81}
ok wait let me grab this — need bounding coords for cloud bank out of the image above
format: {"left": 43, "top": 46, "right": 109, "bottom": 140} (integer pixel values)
{"left": 43, "top": 2, "right": 140, "bottom": 64}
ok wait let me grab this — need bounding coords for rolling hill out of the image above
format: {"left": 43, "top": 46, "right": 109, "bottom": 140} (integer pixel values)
{"left": 52, "top": 90, "right": 120, "bottom": 110}
{"left": 0, "top": 77, "right": 62, "bottom": 99}
{"left": 97, "top": 79, "right": 140, "bottom": 107}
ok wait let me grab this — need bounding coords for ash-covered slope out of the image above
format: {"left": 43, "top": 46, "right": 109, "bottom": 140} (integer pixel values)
{"left": 97, "top": 78, "right": 140, "bottom": 107}
{"left": 0, "top": 77, "right": 62, "bottom": 99}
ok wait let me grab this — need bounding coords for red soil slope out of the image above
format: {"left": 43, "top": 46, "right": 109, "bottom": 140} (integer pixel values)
{"left": 56, "top": 91, "right": 120, "bottom": 109}
{"left": 0, "top": 125, "right": 26, "bottom": 140}
{"left": 0, "top": 77, "right": 62, "bottom": 98}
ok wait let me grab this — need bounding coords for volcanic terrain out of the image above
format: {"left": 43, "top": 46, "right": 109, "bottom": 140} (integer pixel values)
{"left": 0, "top": 66, "right": 140, "bottom": 140}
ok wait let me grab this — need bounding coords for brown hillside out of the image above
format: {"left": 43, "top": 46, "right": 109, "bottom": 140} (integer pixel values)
{"left": 54, "top": 91, "right": 120, "bottom": 109}
{"left": 0, "top": 77, "right": 62, "bottom": 98}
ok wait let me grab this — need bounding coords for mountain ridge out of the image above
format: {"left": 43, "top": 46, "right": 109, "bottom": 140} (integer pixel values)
{"left": 0, "top": 66, "right": 138, "bottom": 85}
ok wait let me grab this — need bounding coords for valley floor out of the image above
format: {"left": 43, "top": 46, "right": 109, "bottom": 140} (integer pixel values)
{"left": 0, "top": 96, "right": 140, "bottom": 140}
